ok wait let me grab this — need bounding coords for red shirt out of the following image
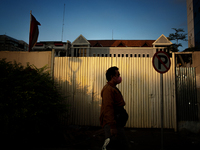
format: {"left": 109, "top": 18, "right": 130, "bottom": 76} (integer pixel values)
{"left": 99, "top": 82, "right": 125, "bottom": 129}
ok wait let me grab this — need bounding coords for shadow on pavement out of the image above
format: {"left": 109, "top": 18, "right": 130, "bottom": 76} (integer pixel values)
{"left": 3, "top": 125, "right": 200, "bottom": 150}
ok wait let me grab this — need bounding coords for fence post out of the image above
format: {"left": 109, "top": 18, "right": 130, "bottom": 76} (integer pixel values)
{"left": 51, "top": 49, "right": 55, "bottom": 79}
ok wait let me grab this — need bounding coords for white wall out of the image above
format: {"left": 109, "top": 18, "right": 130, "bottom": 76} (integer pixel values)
{"left": 0, "top": 51, "right": 52, "bottom": 69}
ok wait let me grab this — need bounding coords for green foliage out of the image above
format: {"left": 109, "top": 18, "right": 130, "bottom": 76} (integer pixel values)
{"left": 0, "top": 59, "right": 68, "bottom": 138}
{"left": 168, "top": 44, "right": 179, "bottom": 52}
{"left": 168, "top": 28, "right": 187, "bottom": 52}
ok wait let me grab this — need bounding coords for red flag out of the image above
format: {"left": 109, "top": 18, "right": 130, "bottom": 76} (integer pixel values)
{"left": 28, "top": 14, "right": 41, "bottom": 52}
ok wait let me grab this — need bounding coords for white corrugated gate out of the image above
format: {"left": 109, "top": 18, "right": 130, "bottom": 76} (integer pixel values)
{"left": 54, "top": 54, "right": 176, "bottom": 130}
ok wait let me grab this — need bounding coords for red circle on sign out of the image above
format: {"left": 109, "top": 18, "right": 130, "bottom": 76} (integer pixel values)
{"left": 152, "top": 51, "right": 171, "bottom": 74}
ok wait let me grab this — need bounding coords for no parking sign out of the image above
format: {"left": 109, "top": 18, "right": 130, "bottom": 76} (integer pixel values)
{"left": 152, "top": 51, "right": 171, "bottom": 150}
{"left": 152, "top": 51, "right": 171, "bottom": 74}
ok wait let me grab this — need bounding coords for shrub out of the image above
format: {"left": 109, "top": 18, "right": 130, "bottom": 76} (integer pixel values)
{"left": 0, "top": 59, "right": 68, "bottom": 144}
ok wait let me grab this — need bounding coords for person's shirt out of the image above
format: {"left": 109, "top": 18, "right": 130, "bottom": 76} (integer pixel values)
{"left": 99, "top": 82, "right": 125, "bottom": 129}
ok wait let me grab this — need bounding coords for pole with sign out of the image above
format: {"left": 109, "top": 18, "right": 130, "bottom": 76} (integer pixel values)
{"left": 152, "top": 51, "right": 171, "bottom": 150}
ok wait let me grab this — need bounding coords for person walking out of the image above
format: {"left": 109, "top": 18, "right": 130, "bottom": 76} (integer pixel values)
{"left": 100, "top": 66, "right": 129, "bottom": 150}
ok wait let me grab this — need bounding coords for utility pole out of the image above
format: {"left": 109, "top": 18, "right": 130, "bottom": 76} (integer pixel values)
{"left": 61, "top": 4, "right": 65, "bottom": 41}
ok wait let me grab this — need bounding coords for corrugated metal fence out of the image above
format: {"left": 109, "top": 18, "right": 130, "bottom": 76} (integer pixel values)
{"left": 176, "top": 67, "right": 198, "bottom": 121}
{"left": 54, "top": 55, "right": 177, "bottom": 130}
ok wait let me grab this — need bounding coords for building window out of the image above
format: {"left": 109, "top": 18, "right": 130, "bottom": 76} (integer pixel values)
{"left": 114, "top": 54, "right": 116, "bottom": 57}
{"left": 81, "top": 49, "right": 83, "bottom": 57}
{"left": 126, "top": 54, "right": 128, "bottom": 57}
{"left": 110, "top": 54, "right": 112, "bottom": 57}
{"left": 84, "top": 49, "right": 86, "bottom": 56}
{"left": 147, "top": 54, "right": 149, "bottom": 57}
{"left": 60, "top": 52, "right": 66, "bottom": 56}
{"left": 102, "top": 54, "right": 104, "bottom": 57}
{"left": 138, "top": 54, "right": 141, "bottom": 57}
{"left": 143, "top": 54, "right": 145, "bottom": 57}
{"left": 105, "top": 54, "right": 108, "bottom": 57}
{"left": 118, "top": 54, "right": 120, "bottom": 57}
{"left": 156, "top": 49, "right": 158, "bottom": 52}
{"left": 93, "top": 54, "right": 96, "bottom": 57}
{"left": 130, "top": 54, "right": 133, "bottom": 57}
{"left": 97, "top": 54, "right": 100, "bottom": 57}
{"left": 122, "top": 54, "right": 124, "bottom": 57}
{"left": 74, "top": 49, "right": 76, "bottom": 56}
{"left": 134, "top": 54, "right": 137, "bottom": 57}
{"left": 77, "top": 49, "right": 80, "bottom": 57}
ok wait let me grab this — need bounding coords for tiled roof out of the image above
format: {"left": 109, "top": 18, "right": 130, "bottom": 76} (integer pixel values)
{"left": 88, "top": 40, "right": 155, "bottom": 47}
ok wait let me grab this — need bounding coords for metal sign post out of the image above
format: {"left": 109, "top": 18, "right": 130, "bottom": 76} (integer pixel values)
{"left": 152, "top": 51, "right": 171, "bottom": 150}
{"left": 160, "top": 73, "right": 164, "bottom": 150}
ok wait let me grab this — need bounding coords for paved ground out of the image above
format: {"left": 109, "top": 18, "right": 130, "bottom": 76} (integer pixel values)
{"left": 4, "top": 126, "right": 200, "bottom": 150}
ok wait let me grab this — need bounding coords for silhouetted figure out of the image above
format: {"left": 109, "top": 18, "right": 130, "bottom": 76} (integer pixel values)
{"left": 100, "top": 66, "right": 129, "bottom": 150}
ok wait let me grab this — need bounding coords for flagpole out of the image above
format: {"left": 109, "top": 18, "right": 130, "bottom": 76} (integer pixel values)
{"left": 28, "top": 10, "right": 32, "bottom": 52}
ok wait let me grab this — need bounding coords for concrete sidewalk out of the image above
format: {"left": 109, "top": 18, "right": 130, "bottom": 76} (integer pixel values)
{"left": 4, "top": 127, "right": 200, "bottom": 150}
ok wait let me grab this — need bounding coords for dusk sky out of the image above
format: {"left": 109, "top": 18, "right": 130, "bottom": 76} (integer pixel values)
{"left": 0, "top": 0, "right": 188, "bottom": 51}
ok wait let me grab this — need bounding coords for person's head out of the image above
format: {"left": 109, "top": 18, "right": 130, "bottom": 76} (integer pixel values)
{"left": 106, "top": 66, "right": 122, "bottom": 84}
